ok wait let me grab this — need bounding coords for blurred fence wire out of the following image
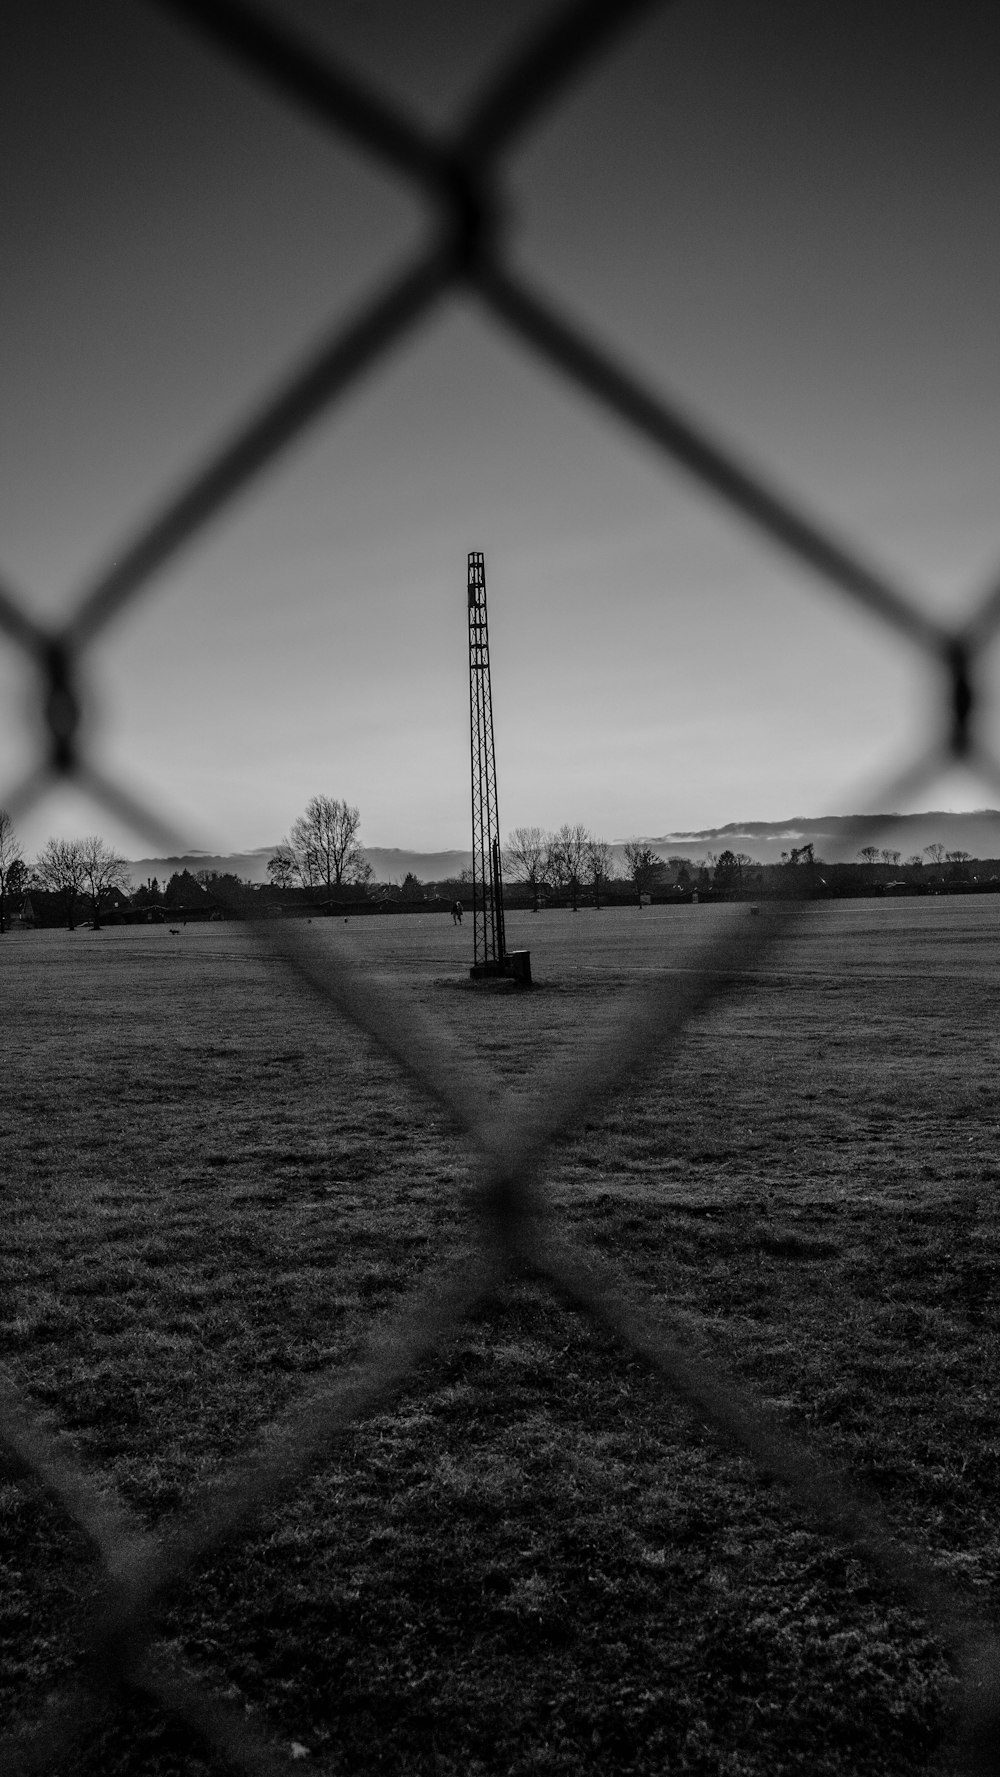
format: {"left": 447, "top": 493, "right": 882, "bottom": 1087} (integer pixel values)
{"left": 2, "top": 1, "right": 1000, "bottom": 1771}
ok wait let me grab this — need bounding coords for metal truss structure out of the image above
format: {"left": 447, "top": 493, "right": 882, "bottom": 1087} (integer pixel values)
{"left": 467, "top": 551, "right": 507, "bottom": 975}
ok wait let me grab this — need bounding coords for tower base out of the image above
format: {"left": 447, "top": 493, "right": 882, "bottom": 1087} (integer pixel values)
{"left": 469, "top": 950, "right": 531, "bottom": 985}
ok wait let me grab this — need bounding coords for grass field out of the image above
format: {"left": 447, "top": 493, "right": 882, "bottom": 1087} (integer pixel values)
{"left": 2, "top": 900, "right": 999, "bottom": 1774}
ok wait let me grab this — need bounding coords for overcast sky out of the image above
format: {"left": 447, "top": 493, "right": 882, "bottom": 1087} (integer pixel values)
{"left": 3, "top": 0, "right": 1000, "bottom": 857}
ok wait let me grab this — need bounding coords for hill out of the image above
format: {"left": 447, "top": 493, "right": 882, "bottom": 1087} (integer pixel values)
{"left": 125, "top": 813, "right": 1000, "bottom": 885}
{"left": 639, "top": 810, "right": 1000, "bottom": 867}
{"left": 126, "top": 847, "right": 473, "bottom": 887}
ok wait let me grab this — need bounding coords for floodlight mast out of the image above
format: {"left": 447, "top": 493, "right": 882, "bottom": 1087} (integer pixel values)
{"left": 468, "top": 552, "right": 507, "bottom": 973}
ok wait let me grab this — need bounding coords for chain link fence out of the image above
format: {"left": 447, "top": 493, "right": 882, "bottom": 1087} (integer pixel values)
{"left": 2, "top": 1, "right": 1000, "bottom": 1770}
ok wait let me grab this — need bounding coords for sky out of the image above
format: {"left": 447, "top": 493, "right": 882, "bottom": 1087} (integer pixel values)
{"left": 3, "top": 0, "right": 1000, "bottom": 859}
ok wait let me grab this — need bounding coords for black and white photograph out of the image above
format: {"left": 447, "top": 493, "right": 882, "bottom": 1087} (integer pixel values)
{"left": 3, "top": 3, "right": 1000, "bottom": 1772}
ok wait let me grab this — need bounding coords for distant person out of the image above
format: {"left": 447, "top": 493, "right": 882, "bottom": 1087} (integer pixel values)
{"left": 452, "top": 899, "right": 463, "bottom": 925}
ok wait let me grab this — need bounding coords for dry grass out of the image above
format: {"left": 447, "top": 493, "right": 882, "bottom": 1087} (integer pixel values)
{"left": 1, "top": 901, "right": 998, "bottom": 1773}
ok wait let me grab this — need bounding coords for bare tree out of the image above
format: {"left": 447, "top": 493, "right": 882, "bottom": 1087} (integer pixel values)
{"left": 880, "top": 849, "right": 901, "bottom": 867}
{"left": 857, "top": 846, "right": 881, "bottom": 866}
{"left": 78, "top": 836, "right": 132, "bottom": 929}
{"left": 584, "top": 836, "right": 613, "bottom": 909}
{"left": 34, "top": 837, "right": 88, "bottom": 929}
{"left": 547, "top": 823, "right": 589, "bottom": 912}
{"left": 286, "top": 796, "right": 364, "bottom": 893}
{"left": 503, "top": 826, "right": 549, "bottom": 912}
{"left": 267, "top": 848, "right": 298, "bottom": 889}
{"left": 946, "top": 849, "right": 972, "bottom": 881}
{"left": 924, "top": 842, "right": 946, "bottom": 866}
{"left": 623, "top": 841, "right": 663, "bottom": 906}
{"left": 0, "top": 808, "right": 24, "bottom": 935}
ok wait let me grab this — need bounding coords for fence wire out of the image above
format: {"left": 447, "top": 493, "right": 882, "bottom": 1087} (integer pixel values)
{"left": 2, "top": 1, "right": 1000, "bottom": 1771}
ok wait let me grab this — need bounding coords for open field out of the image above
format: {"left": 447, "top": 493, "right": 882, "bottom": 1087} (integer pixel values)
{"left": 2, "top": 901, "right": 999, "bottom": 1774}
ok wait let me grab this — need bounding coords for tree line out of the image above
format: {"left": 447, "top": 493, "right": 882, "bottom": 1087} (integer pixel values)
{"left": 502, "top": 834, "right": 993, "bottom": 905}
{"left": 0, "top": 812, "right": 133, "bottom": 933}
{"left": 502, "top": 826, "right": 661, "bottom": 909}
{"left": 3, "top": 790, "right": 987, "bottom": 936}
{"left": 0, "top": 796, "right": 372, "bottom": 933}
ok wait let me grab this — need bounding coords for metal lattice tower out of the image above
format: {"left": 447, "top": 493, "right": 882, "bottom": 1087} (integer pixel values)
{"left": 468, "top": 551, "right": 507, "bottom": 973}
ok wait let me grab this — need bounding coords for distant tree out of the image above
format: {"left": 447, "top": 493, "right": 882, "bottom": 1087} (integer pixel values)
{"left": 164, "top": 869, "right": 208, "bottom": 907}
{"left": 777, "top": 843, "right": 820, "bottom": 898}
{"left": 547, "top": 823, "right": 589, "bottom": 912}
{"left": 196, "top": 869, "right": 236, "bottom": 886}
{"left": 857, "top": 846, "right": 881, "bottom": 867}
{"left": 906, "top": 855, "right": 923, "bottom": 868}
{"left": 946, "top": 849, "right": 972, "bottom": 881}
{"left": 196, "top": 870, "right": 257, "bottom": 916}
{"left": 714, "top": 849, "right": 740, "bottom": 894}
{"left": 503, "top": 826, "right": 549, "bottom": 911}
{"left": 79, "top": 836, "right": 131, "bottom": 929}
{"left": 0, "top": 808, "right": 24, "bottom": 934}
{"left": 34, "top": 837, "right": 88, "bottom": 929}
{"left": 711, "top": 850, "right": 757, "bottom": 893}
{"left": 924, "top": 842, "right": 946, "bottom": 866}
{"left": 584, "top": 836, "right": 612, "bottom": 909}
{"left": 286, "top": 796, "right": 364, "bottom": 893}
{"left": 880, "top": 849, "right": 901, "bottom": 867}
{"left": 400, "top": 872, "right": 422, "bottom": 898}
{"left": 131, "top": 878, "right": 163, "bottom": 910}
{"left": 267, "top": 849, "right": 298, "bottom": 890}
{"left": 623, "top": 841, "right": 663, "bottom": 906}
